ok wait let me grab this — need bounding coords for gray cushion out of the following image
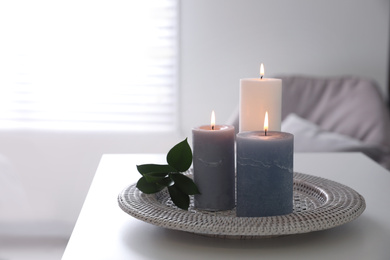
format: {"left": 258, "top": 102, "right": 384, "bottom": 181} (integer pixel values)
{"left": 280, "top": 76, "right": 390, "bottom": 148}
{"left": 282, "top": 113, "right": 386, "bottom": 163}
{"left": 227, "top": 75, "right": 390, "bottom": 169}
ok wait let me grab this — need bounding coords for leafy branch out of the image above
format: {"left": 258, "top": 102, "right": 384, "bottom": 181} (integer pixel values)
{"left": 136, "top": 138, "right": 200, "bottom": 210}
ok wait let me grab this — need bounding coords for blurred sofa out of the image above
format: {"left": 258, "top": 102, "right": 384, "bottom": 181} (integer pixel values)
{"left": 228, "top": 75, "right": 390, "bottom": 169}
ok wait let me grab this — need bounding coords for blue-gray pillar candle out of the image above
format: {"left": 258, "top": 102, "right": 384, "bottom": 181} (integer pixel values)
{"left": 192, "top": 125, "right": 235, "bottom": 211}
{"left": 236, "top": 131, "right": 294, "bottom": 217}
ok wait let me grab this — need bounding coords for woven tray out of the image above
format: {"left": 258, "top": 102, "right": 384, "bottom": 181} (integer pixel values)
{"left": 118, "top": 172, "right": 366, "bottom": 239}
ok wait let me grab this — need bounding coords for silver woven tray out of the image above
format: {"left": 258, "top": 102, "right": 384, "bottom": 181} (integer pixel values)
{"left": 118, "top": 172, "right": 366, "bottom": 239}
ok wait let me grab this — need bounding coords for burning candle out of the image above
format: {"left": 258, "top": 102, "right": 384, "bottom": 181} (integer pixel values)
{"left": 236, "top": 112, "right": 294, "bottom": 217}
{"left": 239, "top": 63, "right": 282, "bottom": 132}
{"left": 192, "top": 111, "right": 235, "bottom": 211}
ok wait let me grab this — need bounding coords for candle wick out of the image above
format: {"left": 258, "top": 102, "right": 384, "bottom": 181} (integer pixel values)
{"left": 260, "top": 75, "right": 263, "bottom": 79}
{"left": 265, "top": 129, "right": 267, "bottom": 136}
{"left": 212, "top": 125, "right": 215, "bottom": 130}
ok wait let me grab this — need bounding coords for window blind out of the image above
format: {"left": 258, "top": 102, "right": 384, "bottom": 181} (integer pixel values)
{"left": 0, "top": 0, "right": 178, "bottom": 131}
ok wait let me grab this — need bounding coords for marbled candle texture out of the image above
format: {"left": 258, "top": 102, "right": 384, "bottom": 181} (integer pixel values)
{"left": 192, "top": 125, "right": 235, "bottom": 211}
{"left": 236, "top": 131, "right": 294, "bottom": 217}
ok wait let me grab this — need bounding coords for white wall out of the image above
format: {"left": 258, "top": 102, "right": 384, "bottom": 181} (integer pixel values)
{"left": 0, "top": 131, "right": 182, "bottom": 237}
{"left": 180, "top": 0, "right": 389, "bottom": 138}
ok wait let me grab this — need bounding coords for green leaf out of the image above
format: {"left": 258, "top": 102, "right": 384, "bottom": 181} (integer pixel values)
{"left": 170, "top": 173, "right": 200, "bottom": 195}
{"left": 157, "top": 177, "right": 174, "bottom": 187}
{"left": 133, "top": 138, "right": 199, "bottom": 211}
{"left": 136, "top": 164, "right": 175, "bottom": 175}
{"left": 143, "top": 172, "right": 169, "bottom": 183}
{"left": 136, "top": 176, "right": 165, "bottom": 194}
{"left": 166, "top": 138, "right": 192, "bottom": 172}
{"left": 168, "top": 184, "right": 190, "bottom": 210}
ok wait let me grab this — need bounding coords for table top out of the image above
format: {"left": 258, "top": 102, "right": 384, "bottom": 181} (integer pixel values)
{"left": 62, "top": 153, "right": 390, "bottom": 260}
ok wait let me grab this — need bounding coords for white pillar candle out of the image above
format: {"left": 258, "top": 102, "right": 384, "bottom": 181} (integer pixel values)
{"left": 239, "top": 63, "right": 282, "bottom": 132}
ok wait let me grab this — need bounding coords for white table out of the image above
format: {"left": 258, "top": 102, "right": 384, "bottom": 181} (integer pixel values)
{"left": 62, "top": 153, "right": 390, "bottom": 260}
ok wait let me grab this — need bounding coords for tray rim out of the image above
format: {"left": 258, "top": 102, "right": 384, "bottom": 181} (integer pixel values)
{"left": 118, "top": 172, "right": 366, "bottom": 239}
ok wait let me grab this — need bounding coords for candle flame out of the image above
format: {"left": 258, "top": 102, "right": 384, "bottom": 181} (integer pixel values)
{"left": 260, "top": 63, "right": 265, "bottom": 79}
{"left": 264, "top": 111, "right": 268, "bottom": 135}
{"left": 211, "top": 110, "right": 216, "bottom": 130}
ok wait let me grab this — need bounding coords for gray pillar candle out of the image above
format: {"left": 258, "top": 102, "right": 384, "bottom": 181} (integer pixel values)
{"left": 236, "top": 131, "right": 294, "bottom": 217}
{"left": 192, "top": 124, "right": 235, "bottom": 211}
